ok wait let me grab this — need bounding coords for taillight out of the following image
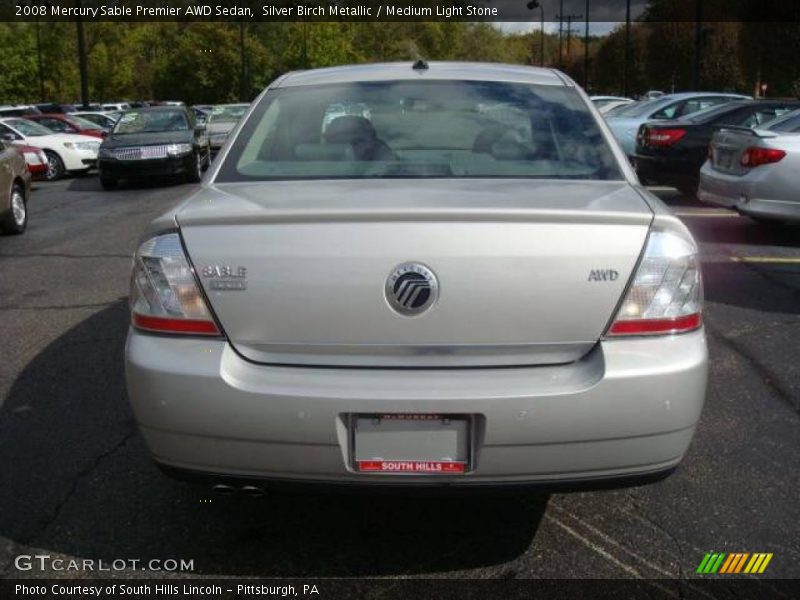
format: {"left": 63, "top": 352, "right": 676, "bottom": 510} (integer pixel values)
{"left": 740, "top": 147, "right": 786, "bottom": 167}
{"left": 644, "top": 127, "right": 687, "bottom": 147}
{"left": 607, "top": 230, "right": 702, "bottom": 337}
{"left": 130, "top": 232, "right": 221, "bottom": 336}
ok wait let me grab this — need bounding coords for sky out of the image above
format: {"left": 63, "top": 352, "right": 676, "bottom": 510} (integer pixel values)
{"left": 490, "top": 0, "right": 649, "bottom": 36}
{"left": 496, "top": 21, "right": 622, "bottom": 36}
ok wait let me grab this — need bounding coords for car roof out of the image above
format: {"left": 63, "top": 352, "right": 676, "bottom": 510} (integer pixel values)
{"left": 121, "top": 106, "right": 188, "bottom": 112}
{"left": 277, "top": 62, "right": 568, "bottom": 88}
{"left": 646, "top": 92, "right": 748, "bottom": 103}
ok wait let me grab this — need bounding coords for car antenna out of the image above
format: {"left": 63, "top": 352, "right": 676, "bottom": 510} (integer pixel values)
{"left": 412, "top": 59, "right": 429, "bottom": 71}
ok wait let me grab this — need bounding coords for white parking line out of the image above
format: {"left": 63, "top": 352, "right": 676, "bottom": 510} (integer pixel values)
{"left": 732, "top": 256, "right": 800, "bottom": 264}
{"left": 546, "top": 514, "right": 646, "bottom": 578}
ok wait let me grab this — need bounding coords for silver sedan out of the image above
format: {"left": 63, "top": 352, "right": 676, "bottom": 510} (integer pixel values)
{"left": 125, "top": 62, "right": 707, "bottom": 490}
{"left": 698, "top": 109, "right": 800, "bottom": 222}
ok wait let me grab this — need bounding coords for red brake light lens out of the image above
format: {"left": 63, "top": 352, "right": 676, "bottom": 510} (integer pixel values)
{"left": 609, "top": 313, "right": 702, "bottom": 336}
{"left": 740, "top": 147, "right": 786, "bottom": 167}
{"left": 644, "top": 127, "right": 687, "bottom": 147}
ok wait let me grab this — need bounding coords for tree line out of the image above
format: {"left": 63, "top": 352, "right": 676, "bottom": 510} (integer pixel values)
{"left": 0, "top": 17, "right": 798, "bottom": 105}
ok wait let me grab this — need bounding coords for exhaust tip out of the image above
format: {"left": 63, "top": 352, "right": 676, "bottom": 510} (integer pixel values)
{"left": 212, "top": 484, "right": 235, "bottom": 495}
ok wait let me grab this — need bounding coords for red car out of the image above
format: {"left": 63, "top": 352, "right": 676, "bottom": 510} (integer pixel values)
{"left": 17, "top": 145, "right": 49, "bottom": 179}
{"left": 25, "top": 114, "right": 106, "bottom": 138}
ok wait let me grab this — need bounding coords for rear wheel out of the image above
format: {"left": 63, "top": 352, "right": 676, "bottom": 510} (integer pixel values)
{"left": 44, "top": 151, "right": 65, "bottom": 181}
{"left": 1, "top": 183, "right": 27, "bottom": 235}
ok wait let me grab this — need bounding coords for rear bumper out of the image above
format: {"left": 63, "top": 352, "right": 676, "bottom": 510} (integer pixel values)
{"left": 698, "top": 164, "right": 800, "bottom": 221}
{"left": 126, "top": 328, "right": 708, "bottom": 486}
{"left": 634, "top": 153, "right": 700, "bottom": 189}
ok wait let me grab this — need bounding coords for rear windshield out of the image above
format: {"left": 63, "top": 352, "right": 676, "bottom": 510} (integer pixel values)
{"left": 217, "top": 80, "right": 622, "bottom": 181}
{"left": 766, "top": 110, "right": 800, "bottom": 133}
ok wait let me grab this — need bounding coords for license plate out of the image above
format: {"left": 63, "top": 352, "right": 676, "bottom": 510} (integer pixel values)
{"left": 716, "top": 149, "right": 734, "bottom": 169}
{"left": 351, "top": 414, "right": 472, "bottom": 474}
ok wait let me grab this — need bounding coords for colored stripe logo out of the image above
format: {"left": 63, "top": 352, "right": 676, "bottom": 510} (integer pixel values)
{"left": 697, "top": 552, "right": 773, "bottom": 574}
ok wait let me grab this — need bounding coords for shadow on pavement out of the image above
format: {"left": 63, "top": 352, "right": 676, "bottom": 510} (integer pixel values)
{"left": 66, "top": 175, "right": 194, "bottom": 193}
{"left": 689, "top": 217, "right": 800, "bottom": 248}
{"left": 0, "top": 302, "right": 548, "bottom": 577}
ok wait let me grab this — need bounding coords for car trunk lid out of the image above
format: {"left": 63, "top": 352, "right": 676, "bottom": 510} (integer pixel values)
{"left": 709, "top": 127, "right": 779, "bottom": 175}
{"left": 178, "top": 179, "right": 652, "bottom": 367}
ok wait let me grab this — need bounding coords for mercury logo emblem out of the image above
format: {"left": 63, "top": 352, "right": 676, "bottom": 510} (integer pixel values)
{"left": 386, "top": 263, "right": 439, "bottom": 316}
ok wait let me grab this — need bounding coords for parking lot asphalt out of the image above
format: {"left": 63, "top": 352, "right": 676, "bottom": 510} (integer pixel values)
{"left": 0, "top": 178, "right": 798, "bottom": 587}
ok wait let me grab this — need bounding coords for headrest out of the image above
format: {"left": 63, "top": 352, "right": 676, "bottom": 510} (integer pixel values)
{"left": 324, "top": 116, "right": 377, "bottom": 143}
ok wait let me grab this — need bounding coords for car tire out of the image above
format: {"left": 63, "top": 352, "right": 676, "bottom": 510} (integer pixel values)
{"left": 677, "top": 184, "right": 698, "bottom": 199}
{"left": 100, "top": 176, "right": 118, "bottom": 190}
{"left": 204, "top": 144, "right": 212, "bottom": 170}
{"left": 44, "top": 151, "right": 65, "bottom": 181}
{"left": 1, "top": 183, "right": 27, "bottom": 235}
{"left": 186, "top": 151, "right": 203, "bottom": 183}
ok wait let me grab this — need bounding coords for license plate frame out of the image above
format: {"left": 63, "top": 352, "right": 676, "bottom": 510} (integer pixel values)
{"left": 348, "top": 413, "right": 475, "bottom": 475}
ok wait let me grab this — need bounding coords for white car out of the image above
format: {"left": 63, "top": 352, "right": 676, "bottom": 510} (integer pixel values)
{"left": 102, "top": 103, "right": 130, "bottom": 112}
{"left": 0, "top": 117, "right": 100, "bottom": 179}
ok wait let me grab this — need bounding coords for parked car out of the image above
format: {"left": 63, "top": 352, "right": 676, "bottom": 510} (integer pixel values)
{"left": 101, "top": 103, "right": 130, "bottom": 112}
{"left": 643, "top": 90, "right": 665, "bottom": 100}
{"left": 633, "top": 100, "right": 799, "bottom": 194}
{"left": 98, "top": 106, "right": 211, "bottom": 189}
{"left": 0, "top": 117, "right": 100, "bottom": 180}
{"left": 698, "top": 109, "right": 800, "bottom": 222}
{"left": 205, "top": 103, "right": 249, "bottom": 151}
{"left": 35, "top": 103, "right": 77, "bottom": 114}
{"left": 125, "top": 62, "right": 707, "bottom": 491}
{"left": 604, "top": 101, "right": 641, "bottom": 117}
{"left": 0, "top": 139, "right": 31, "bottom": 234}
{"left": 72, "top": 111, "right": 120, "bottom": 131}
{"left": 0, "top": 105, "right": 41, "bottom": 118}
{"left": 17, "top": 145, "right": 49, "bottom": 180}
{"left": 26, "top": 113, "right": 107, "bottom": 138}
{"left": 607, "top": 92, "right": 751, "bottom": 156}
{"left": 191, "top": 106, "right": 211, "bottom": 125}
{"left": 590, "top": 95, "right": 633, "bottom": 110}
{"left": 599, "top": 99, "right": 636, "bottom": 115}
